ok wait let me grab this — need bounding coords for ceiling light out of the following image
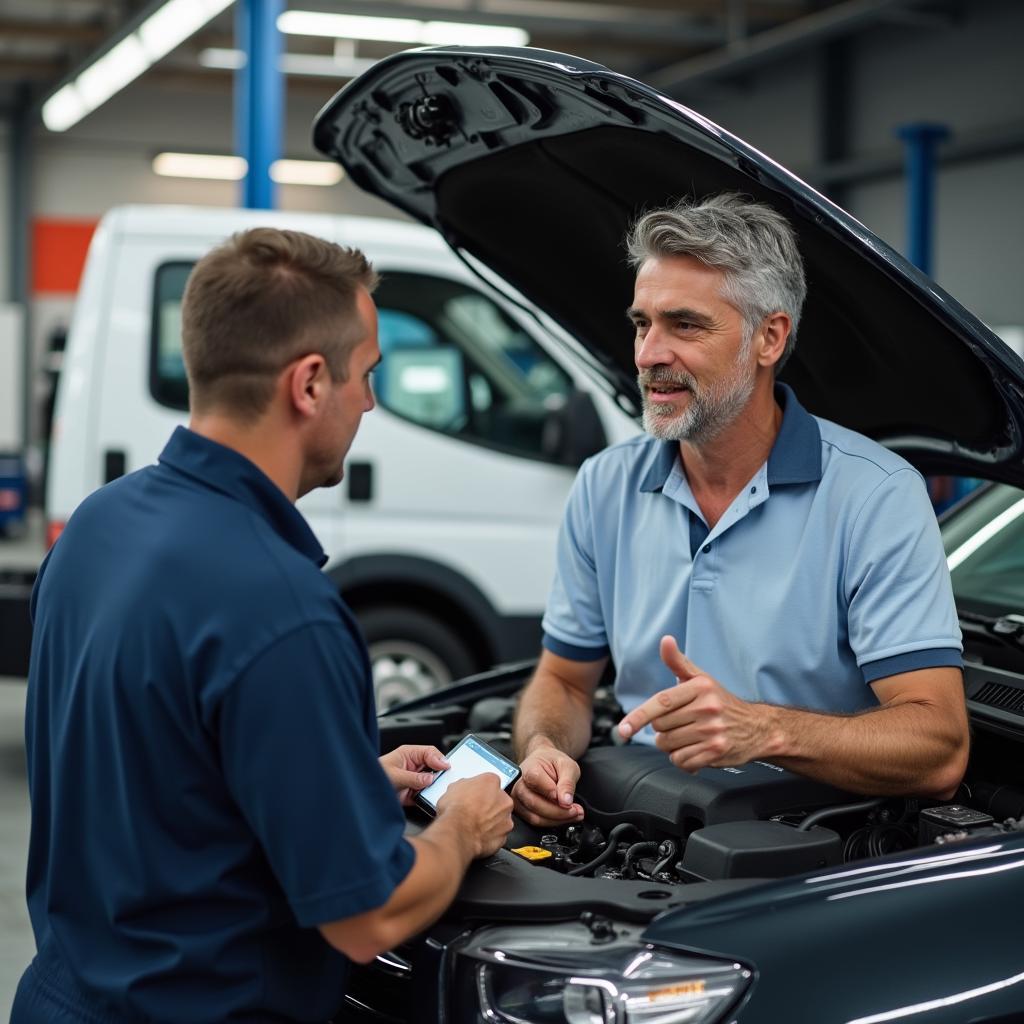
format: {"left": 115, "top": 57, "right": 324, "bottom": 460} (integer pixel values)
{"left": 42, "top": 0, "right": 234, "bottom": 133}
{"left": 420, "top": 21, "right": 530, "bottom": 46}
{"left": 41, "top": 85, "right": 87, "bottom": 134}
{"left": 271, "top": 160, "right": 344, "bottom": 186}
{"left": 277, "top": 10, "right": 529, "bottom": 47}
{"left": 198, "top": 47, "right": 379, "bottom": 78}
{"left": 152, "top": 152, "right": 344, "bottom": 186}
{"left": 139, "top": 0, "right": 232, "bottom": 62}
{"left": 154, "top": 152, "right": 247, "bottom": 180}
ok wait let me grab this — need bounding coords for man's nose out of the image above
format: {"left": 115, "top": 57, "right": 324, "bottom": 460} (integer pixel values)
{"left": 635, "top": 325, "right": 673, "bottom": 369}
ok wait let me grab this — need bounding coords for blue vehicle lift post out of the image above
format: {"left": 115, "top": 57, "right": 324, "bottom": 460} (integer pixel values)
{"left": 235, "top": 0, "right": 283, "bottom": 210}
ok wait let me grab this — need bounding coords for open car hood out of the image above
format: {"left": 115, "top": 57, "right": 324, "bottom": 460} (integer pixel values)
{"left": 314, "top": 46, "right": 1024, "bottom": 483}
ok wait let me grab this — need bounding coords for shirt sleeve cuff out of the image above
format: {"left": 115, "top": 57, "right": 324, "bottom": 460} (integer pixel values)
{"left": 861, "top": 647, "right": 963, "bottom": 684}
{"left": 289, "top": 836, "right": 416, "bottom": 928}
{"left": 542, "top": 633, "right": 610, "bottom": 661}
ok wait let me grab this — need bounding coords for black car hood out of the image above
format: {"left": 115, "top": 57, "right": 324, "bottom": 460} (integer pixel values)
{"left": 314, "top": 46, "right": 1024, "bottom": 482}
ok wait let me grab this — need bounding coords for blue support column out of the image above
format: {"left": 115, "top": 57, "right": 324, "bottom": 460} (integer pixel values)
{"left": 896, "top": 122, "right": 949, "bottom": 275}
{"left": 235, "top": 0, "right": 283, "bottom": 209}
{"left": 897, "top": 122, "right": 974, "bottom": 510}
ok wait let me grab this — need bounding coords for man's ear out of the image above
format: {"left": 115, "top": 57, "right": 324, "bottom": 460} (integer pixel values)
{"left": 756, "top": 312, "right": 791, "bottom": 369}
{"left": 286, "top": 353, "right": 330, "bottom": 419}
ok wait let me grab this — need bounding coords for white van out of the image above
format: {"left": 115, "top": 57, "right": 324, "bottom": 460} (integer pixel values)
{"left": 46, "top": 205, "right": 638, "bottom": 705}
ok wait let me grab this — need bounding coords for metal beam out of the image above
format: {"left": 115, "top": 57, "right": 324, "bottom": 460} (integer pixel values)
{"left": 0, "top": 17, "right": 106, "bottom": 44}
{"left": 646, "top": 0, "right": 926, "bottom": 94}
{"left": 799, "top": 121, "right": 1024, "bottom": 189}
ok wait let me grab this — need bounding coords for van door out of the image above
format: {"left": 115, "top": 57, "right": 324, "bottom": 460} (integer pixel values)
{"left": 333, "top": 267, "right": 600, "bottom": 698}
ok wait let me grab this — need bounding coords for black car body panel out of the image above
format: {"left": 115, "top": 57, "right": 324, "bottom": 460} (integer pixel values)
{"left": 314, "top": 45, "right": 1024, "bottom": 483}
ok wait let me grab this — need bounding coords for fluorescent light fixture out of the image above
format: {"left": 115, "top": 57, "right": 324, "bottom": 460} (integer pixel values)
{"left": 40, "top": 84, "right": 87, "bottom": 133}
{"left": 271, "top": 159, "right": 344, "bottom": 186}
{"left": 76, "top": 34, "right": 149, "bottom": 110}
{"left": 154, "top": 152, "right": 247, "bottom": 180}
{"left": 278, "top": 9, "right": 529, "bottom": 47}
{"left": 42, "top": 0, "right": 234, "bottom": 132}
{"left": 153, "top": 152, "right": 344, "bottom": 186}
{"left": 139, "top": 0, "right": 233, "bottom": 62}
{"left": 420, "top": 21, "right": 530, "bottom": 46}
{"left": 199, "top": 47, "right": 379, "bottom": 78}
{"left": 198, "top": 46, "right": 246, "bottom": 70}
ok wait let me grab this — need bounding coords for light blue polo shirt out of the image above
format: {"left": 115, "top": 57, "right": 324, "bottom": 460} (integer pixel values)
{"left": 542, "top": 384, "right": 962, "bottom": 740}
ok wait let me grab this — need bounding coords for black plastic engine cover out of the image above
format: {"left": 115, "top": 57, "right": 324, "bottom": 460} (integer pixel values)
{"left": 575, "top": 745, "right": 856, "bottom": 839}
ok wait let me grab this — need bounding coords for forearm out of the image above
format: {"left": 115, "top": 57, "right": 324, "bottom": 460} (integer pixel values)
{"left": 513, "top": 663, "right": 598, "bottom": 761}
{"left": 320, "top": 814, "right": 474, "bottom": 962}
{"left": 763, "top": 699, "right": 968, "bottom": 798}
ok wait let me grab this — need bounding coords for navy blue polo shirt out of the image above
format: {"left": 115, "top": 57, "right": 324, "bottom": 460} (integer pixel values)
{"left": 543, "top": 385, "right": 962, "bottom": 739}
{"left": 17, "top": 427, "right": 414, "bottom": 1023}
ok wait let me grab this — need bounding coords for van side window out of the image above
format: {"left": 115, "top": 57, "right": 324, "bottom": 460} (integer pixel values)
{"left": 149, "top": 265, "right": 574, "bottom": 461}
{"left": 150, "top": 262, "right": 193, "bottom": 411}
{"left": 374, "top": 272, "right": 573, "bottom": 460}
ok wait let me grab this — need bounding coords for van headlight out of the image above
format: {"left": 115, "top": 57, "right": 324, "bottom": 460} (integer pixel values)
{"left": 451, "top": 922, "right": 751, "bottom": 1024}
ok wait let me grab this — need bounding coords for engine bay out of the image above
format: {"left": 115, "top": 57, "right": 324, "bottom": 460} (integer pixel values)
{"left": 379, "top": 668, "right": 1024, "bottom": 918}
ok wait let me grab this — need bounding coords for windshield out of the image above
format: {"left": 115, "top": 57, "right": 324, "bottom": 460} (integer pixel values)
{"left": 942, "top": 483, "right": 1024, "bottom": 619}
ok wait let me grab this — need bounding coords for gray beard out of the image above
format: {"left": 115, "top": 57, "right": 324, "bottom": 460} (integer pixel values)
{"left": 639, "top": 362, "right": 756, "bottom": 445}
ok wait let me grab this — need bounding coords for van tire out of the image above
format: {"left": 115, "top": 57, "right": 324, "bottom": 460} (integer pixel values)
{"left": 359, "top": 606, "right": 477, "bottom": 710}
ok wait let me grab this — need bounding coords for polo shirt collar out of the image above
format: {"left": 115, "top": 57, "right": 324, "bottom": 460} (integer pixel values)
{"left": 158, "top": 426, "right": 327, "bottom": 567}
{"left": 638, "top": 381, "right": 822, "bottom": 493}
{"left": 766, "top": 383, "right": 822, "bottom": 485}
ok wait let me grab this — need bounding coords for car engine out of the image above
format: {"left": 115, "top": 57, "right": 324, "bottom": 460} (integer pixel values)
{"left": 380, "top": 677, "right": 1024, "bottom": 897}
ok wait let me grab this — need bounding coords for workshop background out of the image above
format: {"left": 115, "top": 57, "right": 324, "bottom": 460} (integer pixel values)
{"left": 1, "top": 0, "right": 1023, "bottom": 1014}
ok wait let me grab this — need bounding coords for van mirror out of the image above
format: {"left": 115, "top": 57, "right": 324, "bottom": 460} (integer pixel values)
{"left": 541, "top": 389, "right": 607, "bottom": 467}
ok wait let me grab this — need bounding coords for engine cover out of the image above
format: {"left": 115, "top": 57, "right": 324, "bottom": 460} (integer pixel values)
{"left": 575, "top": 745, "right": 855, "bottom": 839}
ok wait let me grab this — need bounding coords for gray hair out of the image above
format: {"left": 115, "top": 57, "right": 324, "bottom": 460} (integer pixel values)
{"left": 625, "top": 193, "right": 807, "bottom": 370}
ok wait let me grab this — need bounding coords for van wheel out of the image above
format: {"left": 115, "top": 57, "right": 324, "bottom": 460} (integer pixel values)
{"left": 359, "top": 607, "right": 477, "bottom": 710}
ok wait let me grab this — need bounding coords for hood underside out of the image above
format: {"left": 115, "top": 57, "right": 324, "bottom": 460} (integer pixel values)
{"left": 314, "top": 46, "right": 1024, "bottom": 483}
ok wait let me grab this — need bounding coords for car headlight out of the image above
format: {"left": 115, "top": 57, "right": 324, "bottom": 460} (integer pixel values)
{"left": 452, "top": 921, "right": 751, "bottom": 1024}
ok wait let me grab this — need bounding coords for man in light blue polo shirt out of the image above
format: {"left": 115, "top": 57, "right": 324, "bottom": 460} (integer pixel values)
{"left": 512, "top": 193, "right": 968, "bottom": 828}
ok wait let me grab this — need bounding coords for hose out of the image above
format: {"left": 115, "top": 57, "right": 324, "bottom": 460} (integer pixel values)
{"left": 621, "top": 841, "right": 660, "bottom": 879}
{"left": 567, "top": 823, "right": 640, "bottom": 877}
{"left": 797, "top": 798, "right": 884, "bottom": 832}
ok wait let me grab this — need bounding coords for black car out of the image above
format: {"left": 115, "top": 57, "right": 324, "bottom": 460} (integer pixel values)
{"left": 313, "top": 47, "right": 1024, "bottom": 1024}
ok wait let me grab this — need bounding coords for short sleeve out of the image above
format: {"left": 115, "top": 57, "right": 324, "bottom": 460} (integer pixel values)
{"left": 845, "top": 469, "right": 963, "bottom": 679}
{"left": 217, "top": 621, "right": 415, "bottom": 928}
{"left": 542, "top": 462, "right": 610, "bottom": 659}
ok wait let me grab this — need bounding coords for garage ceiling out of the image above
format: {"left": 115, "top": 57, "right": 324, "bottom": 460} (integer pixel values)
{"left": 0, "top": 0, "right": 948, "bottom": 118}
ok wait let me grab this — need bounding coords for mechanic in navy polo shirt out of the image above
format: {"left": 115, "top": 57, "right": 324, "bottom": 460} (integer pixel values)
{"left": 512, "top": 194, "right": 970, "bottom": 829}
{"left": 13, "top": 228, "right": 513, "bottom": 1023}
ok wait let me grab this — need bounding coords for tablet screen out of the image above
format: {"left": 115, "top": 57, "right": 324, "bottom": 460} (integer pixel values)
{"left": 417, "top": 735, "right": 519, "bottom": 812}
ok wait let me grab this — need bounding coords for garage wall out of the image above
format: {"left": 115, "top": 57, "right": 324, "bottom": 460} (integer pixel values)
{"left": 687, "top": 0, "right": 1024, "bottom": 333}
{"left": 32, "top": 77, "right": 407, "bottom": 221}
{"left": 7, "top": 0, "right": 1024, "bottom": 455}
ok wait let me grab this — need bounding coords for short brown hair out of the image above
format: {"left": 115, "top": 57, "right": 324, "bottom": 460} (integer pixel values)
{"left": 181, "top": 227, "right": 379, "bottom": 419}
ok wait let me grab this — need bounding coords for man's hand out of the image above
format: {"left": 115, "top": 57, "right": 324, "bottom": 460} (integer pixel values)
{"left": 512, "top": 744, "right": 584, "bottom": 827}
{"left": 436, "top": 774, "right": 515, "bottom": 858}
{"left": 379, "top": 744, "right": 450, "bottom": 806}
{"left": 617, "top": 636, "right": 776, "bottom": 773}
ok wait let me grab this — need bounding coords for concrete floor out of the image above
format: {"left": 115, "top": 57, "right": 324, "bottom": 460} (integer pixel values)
{"left": 0, "top": 679, "right": 32, "bottom": 1019}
